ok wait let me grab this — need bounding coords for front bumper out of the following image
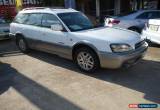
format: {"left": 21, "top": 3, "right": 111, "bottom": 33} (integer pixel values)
{"left": 99, "top": 42, "right": 148, "bottom": 69}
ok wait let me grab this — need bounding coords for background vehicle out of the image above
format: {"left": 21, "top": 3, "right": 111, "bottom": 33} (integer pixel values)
{"left": 142, "top": 19, "right": 160, "bottom": 45}
{"left": 10, "top": 8, "right": 148, "bottom": 72}
{"left": 0, "top": 17, "right": 10, "bottom": 40}
{"left": 105, "top": 10, "right": 160, "bottom": 33}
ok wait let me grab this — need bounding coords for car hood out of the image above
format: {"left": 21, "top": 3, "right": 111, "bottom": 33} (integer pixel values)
{"left": 73, "top": 27, "right": 142, "bottom": 45}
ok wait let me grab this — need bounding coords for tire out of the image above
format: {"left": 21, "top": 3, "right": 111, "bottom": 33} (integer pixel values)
{"left": 16, "top": 37, "right": 29, "bottom": 53}
{"left": 74, "top": 47, "right": 99, "bottom": 72}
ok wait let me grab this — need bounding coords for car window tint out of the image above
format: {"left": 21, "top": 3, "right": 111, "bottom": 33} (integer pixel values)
{"left": 42, "top": 14, "right": 61, "bottom": 28}
{"left": 136, "top": 11, "right": 160, "bottom": 19}
{"left": 26, "top": 13, "right": 43, "bottom": 26}
{"left": 149, "top": 12, "right": 160, "bottom": 19}
{"left": 136, "top": 12, "right": 149, "bottom": 19}
{"left": 14, "top": 13, "right": 29, "bottom": 24}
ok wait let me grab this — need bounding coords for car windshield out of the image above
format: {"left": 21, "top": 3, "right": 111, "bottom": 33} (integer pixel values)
{"left": 58, "top": 12, "right": 94, "bottom": 32}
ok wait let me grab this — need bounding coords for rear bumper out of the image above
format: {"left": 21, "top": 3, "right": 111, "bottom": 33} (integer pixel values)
{"left": 99, "top": 42, "right": 148, "bottom": 69}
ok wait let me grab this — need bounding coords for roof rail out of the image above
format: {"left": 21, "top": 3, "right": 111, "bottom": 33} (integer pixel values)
{"left": 22, "top": 7, "right": 66, "bottom": 11}
{"left": 22, "top": 7, "right": 48, "bottom": 11}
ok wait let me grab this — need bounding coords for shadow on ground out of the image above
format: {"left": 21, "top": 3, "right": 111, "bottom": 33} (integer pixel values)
{"left": 0, "top": 40, "right": 160, "bottom": 105}
{"left": 28, "top": 50, "right": 160, "bottom": 104}
{"left": 0, "top": 62, "right": 14, "bottom": 95}
{"left": 0, "top": 62, "right": 82, "bottom": 110}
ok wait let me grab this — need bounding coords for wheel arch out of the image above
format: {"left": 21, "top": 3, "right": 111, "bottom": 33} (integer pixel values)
{"left": 72, "top": 42, "right": 100, "bottom": 61}
{"left": 15, "top": 33, "right": 29, "bottom": 45}
{"left": 15, "top": 33, "right": 24, "bottom": 42}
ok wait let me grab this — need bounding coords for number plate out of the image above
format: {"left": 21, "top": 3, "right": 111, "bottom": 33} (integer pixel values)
{"left": 149, "top": 25, "right": 159, "bottom": 31}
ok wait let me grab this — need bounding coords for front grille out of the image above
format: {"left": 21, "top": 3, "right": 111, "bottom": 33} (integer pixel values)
{"left": 135, "top": 40, "right": 145, "bottom": 49}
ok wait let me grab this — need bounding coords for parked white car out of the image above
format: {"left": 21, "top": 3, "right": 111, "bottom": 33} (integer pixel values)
{"left": 142, "top": 19, "right": 160, "bottom": 45}
{"left": 10, "top": 8, "right": 148, "bottom": 72}
{"left": 105, "top": 10, "right": 160, "bottom": 33}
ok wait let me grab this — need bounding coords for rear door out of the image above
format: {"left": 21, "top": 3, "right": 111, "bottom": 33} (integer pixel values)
{"left": 23, "top": 13, "right": 43, "bottom": 49}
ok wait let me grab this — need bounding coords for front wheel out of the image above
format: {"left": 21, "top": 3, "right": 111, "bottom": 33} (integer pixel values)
{"left": 74, "top": 48, "right": 99, "bottom": 72}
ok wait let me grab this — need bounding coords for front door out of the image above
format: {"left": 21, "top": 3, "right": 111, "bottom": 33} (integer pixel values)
{"left": 39, "top": 14, "right": 70, "bottom": 56}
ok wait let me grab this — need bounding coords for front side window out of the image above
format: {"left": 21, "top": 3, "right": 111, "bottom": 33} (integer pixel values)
{"left": 42, "top": 14, "right": 61, "bottom": 28}
{"left": 58, "top": 12, "right": 94, "bottom": 32}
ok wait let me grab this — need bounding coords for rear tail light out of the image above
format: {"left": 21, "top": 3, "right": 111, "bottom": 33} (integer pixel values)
{"left": 108, "top": 19, "right": 120, "bottom": 25}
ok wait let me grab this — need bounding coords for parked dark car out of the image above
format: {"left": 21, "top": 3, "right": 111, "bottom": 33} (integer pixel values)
{"left": 0, "top": 17, "right": 10, "bottom": 40}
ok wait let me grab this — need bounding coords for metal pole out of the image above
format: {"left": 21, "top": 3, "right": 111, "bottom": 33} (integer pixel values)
{"left": 96, "top": 0, "right": 100, "bottom": 17}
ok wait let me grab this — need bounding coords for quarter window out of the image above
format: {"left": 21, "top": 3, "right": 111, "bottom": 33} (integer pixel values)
{"left": 14, "top": 13, "right": 29, "bottom": 24}
{"left": 42, "top": 14, "right": 61, "bottom": 28}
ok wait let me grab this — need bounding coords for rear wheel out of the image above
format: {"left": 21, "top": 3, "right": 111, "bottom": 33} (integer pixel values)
{"left": 16, "top": 37, "right": 29, "bottom": 53}
{"left": 74, "top": 48, "right": 99, "bottom": 72}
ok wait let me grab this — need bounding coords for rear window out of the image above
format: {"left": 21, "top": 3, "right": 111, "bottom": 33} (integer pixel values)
{"left": 25, "top": 13, "right": 43, "bottom": 26}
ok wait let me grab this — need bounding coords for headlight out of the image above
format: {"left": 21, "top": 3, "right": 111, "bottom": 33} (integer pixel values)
{"left": 110, "top": 44, "right": 133, "bottom": 53}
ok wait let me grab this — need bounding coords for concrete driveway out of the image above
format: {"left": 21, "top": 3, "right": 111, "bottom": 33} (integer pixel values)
{"left": 0, "top": 40, "right": 160, "bottom": 110}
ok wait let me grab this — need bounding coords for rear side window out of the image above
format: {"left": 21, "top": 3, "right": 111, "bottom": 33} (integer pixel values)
{"left": 147, "top": 11, "right": 160, "bottom": 19}
{"left": 42, "top": 14, "right": 61, "bottom": 28}
{"left": 26, "top": 13, "right": 43, "bottom": 26}
{"left": 136, "top": 11, "right": 160, "bottom": 19}
{"left": 14, "top": 13, "right": 29, "bottom": 24}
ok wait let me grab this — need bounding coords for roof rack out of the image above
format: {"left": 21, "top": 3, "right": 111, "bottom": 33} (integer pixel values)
{"left": 23, "top": 7, "right": 48, "bottom": 11}
{"left": 22, "top": 7, "right": 65, "bottom": 11}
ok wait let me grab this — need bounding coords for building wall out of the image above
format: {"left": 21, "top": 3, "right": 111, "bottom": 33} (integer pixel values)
{"left": 0, "top": 0, "right": 41, "bottom": 18}
{"left": 0, "top": 0, "right": 41, "bottom": 5}
{"left": 121, "top": 0, "right": 131, "bottom": 14}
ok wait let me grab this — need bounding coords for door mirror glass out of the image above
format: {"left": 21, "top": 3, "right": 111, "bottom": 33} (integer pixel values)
{"left": 51, "top": 24, "right": 63, "bottom": 31}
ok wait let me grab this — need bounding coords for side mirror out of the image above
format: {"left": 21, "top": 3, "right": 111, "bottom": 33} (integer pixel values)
{"left": 51, "top": 24, "right": 63, "bottom": 31}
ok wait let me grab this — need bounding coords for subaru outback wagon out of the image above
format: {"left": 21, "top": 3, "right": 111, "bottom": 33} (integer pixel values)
{"left": 10, "top": 8, "right": 148, "bottom": 72}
